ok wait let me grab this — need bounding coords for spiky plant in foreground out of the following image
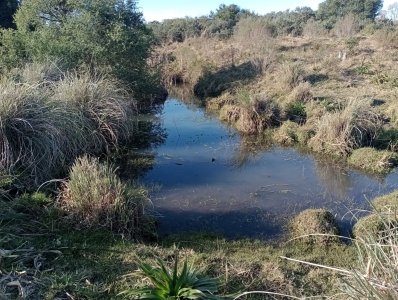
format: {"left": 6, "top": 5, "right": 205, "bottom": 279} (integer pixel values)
{"left": 123, "top": 255, "right": 220, "bottom": 300}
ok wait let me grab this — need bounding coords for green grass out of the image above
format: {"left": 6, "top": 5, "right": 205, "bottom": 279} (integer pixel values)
{"left": 1, "top": 195, "right": 358, "bottom": 299}
{"left": 58, "top": 155, "right": 149, "bottom": 238}
{"left": 348, "top": 147, "right": 398, "bottom": 174}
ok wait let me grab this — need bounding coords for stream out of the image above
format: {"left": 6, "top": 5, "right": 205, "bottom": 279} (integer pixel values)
{"left": 140, "top": 97, "right": 398, "bottom": 239}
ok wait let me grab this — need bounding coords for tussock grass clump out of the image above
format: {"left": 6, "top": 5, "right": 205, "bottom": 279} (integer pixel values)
{"left": 348, "top": 147, "right": 398, "bottom": 174}
{"left": 219, "top": 96, "right": 279, "bottom": 134}
{"left": 277, "top": 62, "right": 305, "bottom": 93}
{"left": 289, "top": 209, "right": 340, "bottom": 244}
{"left": 341, "top": 210, "right": 398, "bottom": 300}
{"left": 308, "top": 99, "right": 381, "bottom": 157}
{"left": 53, "top": 70, "right": 133, "bottom": 149}
{"left": 373, "top": 191, "right": 398, "bottom": 212}
{"left": 0, "top": 64, "right": 135, "bottom": 186}
{"left": 286, "top": 82, "right": 313, "bottom": 103}
{"left": 273, "top": 121, "right": 300, "bottom": 146}
{"left": 58, "top": 155, "right": 147, "bottom": 237}
{"left": 0, "top": 79, "right": 81, "bottom": 184}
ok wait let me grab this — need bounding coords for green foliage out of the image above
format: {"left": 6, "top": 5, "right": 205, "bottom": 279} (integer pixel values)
{"left": 286, "top": 102, "right": 306, "bottom": 122}
{"left": 1, "top": 0, "right": 156, "bottom": 98}
{"left": 317, "top": 0, "right": 383, "bottom": 29}
{"left": 0, "top": 0, "right": 19, "bottom": 29}
{"left": 58, "top": 155, "right": 149, "bottom": 237}
{"left": 124, "top": 256, "right": 220, "bottom": 299}
{"left": 348, "top": 147, "right": 398, "bottom": 174}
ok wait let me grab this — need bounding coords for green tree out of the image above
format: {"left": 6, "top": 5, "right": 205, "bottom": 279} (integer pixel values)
{"left": 317, "top": 0, "right": 383, "bottom": 28}
{"left": 0, "top": 0, "right": 19, "bottom": 29}
{"left": 1, "top": 0, "right": 159, "bottom": 98}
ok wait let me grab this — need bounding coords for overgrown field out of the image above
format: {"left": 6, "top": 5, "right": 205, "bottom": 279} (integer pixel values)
{"left": 156, "top": 19, "right": 398, "bottom": 174}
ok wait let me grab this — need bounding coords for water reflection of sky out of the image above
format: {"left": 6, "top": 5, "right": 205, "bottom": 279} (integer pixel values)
{"left": 142, "top": 98, "right": 398, "bottom": 239}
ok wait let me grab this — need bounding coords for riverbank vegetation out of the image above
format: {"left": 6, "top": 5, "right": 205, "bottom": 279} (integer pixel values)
{"left": 154, "top": 0, "right": 398, "bottom": 174}
{"left": 2, "top": 0, "right": 398, "bottom": 299}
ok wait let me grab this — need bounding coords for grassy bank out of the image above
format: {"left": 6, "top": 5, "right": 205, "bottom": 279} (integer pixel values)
{"left": 157, "top": 23, "right": 398, "bottom": 174}
{"left": 3, "top": 186, "right": 398, "bottom": 299}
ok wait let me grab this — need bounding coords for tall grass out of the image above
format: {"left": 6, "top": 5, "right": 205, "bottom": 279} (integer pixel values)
{"left": 0, "top": 64, "right": 135, "bottom": 187}
{"left": 53, "top": 70, "right": 133, "bottom": 150}
{"left": 308, "top": 99, "right": 381, "bottom": 156}
{"left": 58, "top": 155, "right": 148, "bottom": 237}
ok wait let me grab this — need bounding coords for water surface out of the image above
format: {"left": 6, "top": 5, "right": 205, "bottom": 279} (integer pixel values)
{"left": 142, "top": 98, "right": 398, "bottom": 239}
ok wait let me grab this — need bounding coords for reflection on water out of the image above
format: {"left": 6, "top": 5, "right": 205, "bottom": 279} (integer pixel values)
{"left": 141, "top": 98, "right": 398, "bottom": 239}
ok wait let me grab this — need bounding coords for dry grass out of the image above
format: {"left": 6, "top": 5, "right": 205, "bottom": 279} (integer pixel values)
{"left": 0, "top": 64, "right": 135, "bottom": 186}
{"left": 53, "top": 70, "right": 133, "bottom": 149}
{"left": 308, "top": 99, "right": 381, "bottom": 156}
{"left": 289, "top": 209, "right": 340, "bottom": 245}
{"left": 58, "top": 155, "right": 148, "bottom": 237}
{"left": 273, "top": 121, "right": 300, "bottom": 146}
{"left": 219, "top": 96, "right": 279, "bottom": 134}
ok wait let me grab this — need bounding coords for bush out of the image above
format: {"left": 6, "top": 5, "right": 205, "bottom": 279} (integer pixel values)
{"left": 58, "top": 155, "right": 148, "bottom": 237}
{"left": 1, "top": 0, "right": 159, "bottom": 99}
{"left": 308, "top": 99, "right": 381, "bottom": 156}
{"left": 348, "top": 147, "right": 398, "bottom": 173}
{"left": 333, "top": 14, "right": 360, "bottom": 38}
{"left": 289, "top": 209, "right": 340, "bottom": 244}
{"left": 303, "top": 19, "right": 328, "bottom": 38}
{"left": 374, "top": 26, "right": 398, "bottom": 49}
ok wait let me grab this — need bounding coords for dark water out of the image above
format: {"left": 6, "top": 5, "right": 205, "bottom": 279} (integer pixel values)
{"left": 141, "top": 98, "right": 398, "bottom": 239}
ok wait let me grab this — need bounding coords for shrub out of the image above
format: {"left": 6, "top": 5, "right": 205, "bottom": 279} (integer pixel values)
{"left": 234, "top": 16, "right": 276, "bottom": 47}
{"left": 289, "top": 209, "right": 340, "bottom": 244}
{"left": 308, "top": 99, "right": 381, "bottom": 156}
{"left": 333, "top": 14, "right": 360, "bottom": 38}
{"left": 1, "top": 0, "right": 160, "bottom": 99}
{"left": 348, "top": 147, "right": 398, "bottom": 173}
{"left": 303, "top": 19, "right": 328, "bottom": 38}
{"left": 374, "top": 26, "right": 398, "bottom": 49}
{"left": 58, "top": 155, "right": 147, "bottom": 237}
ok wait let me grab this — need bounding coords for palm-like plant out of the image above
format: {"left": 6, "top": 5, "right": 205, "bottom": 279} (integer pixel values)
{"left": 123, "top": 256, "right": 220, "bottom": 300}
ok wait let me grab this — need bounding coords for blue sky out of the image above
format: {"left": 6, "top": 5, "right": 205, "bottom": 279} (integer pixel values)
{"left": 138, "top": 0, "right": 396, "bottom": 22}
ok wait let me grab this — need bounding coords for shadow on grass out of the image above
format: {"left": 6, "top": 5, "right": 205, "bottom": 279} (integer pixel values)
{"left": 194, "top": 62, "right": 260, "bottom": 98}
